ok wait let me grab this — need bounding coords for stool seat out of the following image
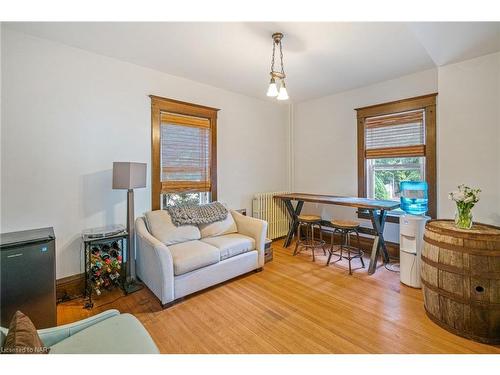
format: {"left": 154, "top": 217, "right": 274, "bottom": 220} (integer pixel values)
{"left": 330, "top": 219, "right": 360, "bottom": 229}
{"left": 298, "top": 215, "right": 322, "bottom": 222}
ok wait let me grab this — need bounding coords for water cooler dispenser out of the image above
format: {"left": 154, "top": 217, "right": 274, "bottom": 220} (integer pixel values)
{"left": 400, "top": 215, "right": 429, "bottom": 287}
{"left": 399, "top": 181, "right": 430, "bottom": 288}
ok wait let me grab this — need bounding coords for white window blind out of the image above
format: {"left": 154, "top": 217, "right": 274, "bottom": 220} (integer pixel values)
{"left": 160, "top": 112, "right": 211, "bottom": 193}
{"left": 364, "top": 110, "right": 425, "bottom": 158}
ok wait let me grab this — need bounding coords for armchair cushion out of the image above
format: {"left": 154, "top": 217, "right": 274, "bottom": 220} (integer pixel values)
{"left": 144, "top": 210, "right": 200, "bottom": 246}
{"left": 49, "top": 314, "right": 159, "bottom": 354}
{"left": 37, "top": 309, "right": 120, "bottom": 347}
{"left": 168, "top": 240, "right": 220, "bottom": 276}
{"left": 199, "top": 211, "right": 237, "bottom": 238}
{"left": 201, "top": 233, "right": 255, "bottom": 261}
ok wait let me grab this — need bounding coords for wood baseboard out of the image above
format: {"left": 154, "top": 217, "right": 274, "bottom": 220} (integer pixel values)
{"left": 56, "top": 273, "right": 85, "bottom": 302}
{"left": 296, "top": 228, "right": 399, "bottom": 259}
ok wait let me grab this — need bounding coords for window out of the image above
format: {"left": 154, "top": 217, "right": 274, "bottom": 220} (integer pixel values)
{"left": 150, "top": 96, "right": 218, "bottom": 210}
{"left": 356, "top": 94, "right": 437, "bottom": 221}
{"left": 367, "top": 157, "right": 425, "bottom": 201}
{"left": 162, "top": 192, "right": 210, "bottom": 207}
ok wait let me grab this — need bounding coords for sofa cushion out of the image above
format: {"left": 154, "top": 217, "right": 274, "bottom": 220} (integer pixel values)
{"left": 168, "top": 240, "right": 220, "bottom": 276}
{"left": 199, "top": 211, "right": 237, "bottom": 238}
{"left": 49, "top": 314, "right": 159, "bottom": 354}
{"left": 144, "top": 210, "right": 200, "bottom": 246}
{"left": 201, "top": 233, "right": 255, "bottom": 261}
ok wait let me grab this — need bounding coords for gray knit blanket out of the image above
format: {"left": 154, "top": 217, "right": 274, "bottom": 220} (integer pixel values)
{"left": 166, "top": 202, "right": 228, "bottom": 226}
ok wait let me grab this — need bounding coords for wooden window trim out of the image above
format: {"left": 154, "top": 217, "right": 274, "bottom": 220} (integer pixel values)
{"left": 150, "top": 95, "right": 219, "bottom": 210}
{"left": 356, "top": 93, "right": 437, "bottom": 223}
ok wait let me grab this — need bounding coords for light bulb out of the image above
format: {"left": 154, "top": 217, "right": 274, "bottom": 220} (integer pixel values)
{"left": 277, "top": 81, "right": 289, "bottom": 100}
{"left": 266, "top": 78, "right": 279, "bottom": 97}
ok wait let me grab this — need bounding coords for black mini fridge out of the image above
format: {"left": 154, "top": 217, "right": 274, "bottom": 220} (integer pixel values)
{"left": 1, "top": 227, "right": 56, "bottom": 329}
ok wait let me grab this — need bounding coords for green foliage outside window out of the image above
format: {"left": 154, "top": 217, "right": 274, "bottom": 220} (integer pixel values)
{"left": 371, "top": 157, "right": 423, "bottom": 200}
{"left": 162, "top": 192, "right": 206, "bottom": 208}
{"left": 375, "top": 174, "right": 390, "bottom": 200}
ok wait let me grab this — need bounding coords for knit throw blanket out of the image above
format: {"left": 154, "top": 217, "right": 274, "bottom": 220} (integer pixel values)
{"left": 166, "top": 202, "right": 228, "bottom": 226}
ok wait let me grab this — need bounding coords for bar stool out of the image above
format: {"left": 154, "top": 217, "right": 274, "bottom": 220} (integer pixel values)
{"left": 293, "top": 215, "right": 326, "bottom": 261}
{"left": 326, "top": 219, "right": 365, "bottom": 274}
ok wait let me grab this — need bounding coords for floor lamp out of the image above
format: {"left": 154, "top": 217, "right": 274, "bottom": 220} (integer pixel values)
{"left": 112, "top": 161, "right": 147, "bottom": 294}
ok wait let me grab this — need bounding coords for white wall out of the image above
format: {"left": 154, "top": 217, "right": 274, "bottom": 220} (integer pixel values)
{"left": 1, "top": 29, "right": 289, "bottom": 278}
{"left": 293, "top": 69, "right": 438, "bottom": 242}
{"left": 437, "top": 52, "right": 500, "bottom": 225}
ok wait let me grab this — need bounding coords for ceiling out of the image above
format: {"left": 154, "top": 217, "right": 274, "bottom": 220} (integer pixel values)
{"left": 5, "top": 22, "right": 500, "bottom": 102}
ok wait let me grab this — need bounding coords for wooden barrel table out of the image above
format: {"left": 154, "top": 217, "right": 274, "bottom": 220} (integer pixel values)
{"left": 421, "top": 219, "right": 500, "bottom": 344}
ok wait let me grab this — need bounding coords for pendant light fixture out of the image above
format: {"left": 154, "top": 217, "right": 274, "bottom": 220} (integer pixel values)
{"left": 266, "top": 32, "right": 289, "bottom": 100}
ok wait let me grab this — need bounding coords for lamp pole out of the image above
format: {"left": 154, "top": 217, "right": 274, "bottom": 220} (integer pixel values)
{"left": 127, "top": 188, "right": 136, "bottom": 281}
{"left": 123, "top": 187, "right": 143, "bottom": 294}
{"left": 112, "top": 161, "right": 146, "bottom": 295}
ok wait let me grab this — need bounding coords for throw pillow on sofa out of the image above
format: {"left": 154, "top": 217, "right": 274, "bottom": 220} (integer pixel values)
{"left": 144, "top": 210, "right": 201, "bottom": 246}
{"left": 199, "top": 210, "right": 237, "bottom": 238}
{"left": 3, "top": 311, "right": 49, "bottom": 354}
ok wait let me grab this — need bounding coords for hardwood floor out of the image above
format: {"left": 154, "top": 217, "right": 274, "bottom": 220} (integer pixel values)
{"left": 57, "top": 239, "right": 500, "bottom": 353}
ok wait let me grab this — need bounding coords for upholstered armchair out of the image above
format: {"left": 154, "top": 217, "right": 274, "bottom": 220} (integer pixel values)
{"left": 0, "top": 309, "right": 159, "bottom": 354}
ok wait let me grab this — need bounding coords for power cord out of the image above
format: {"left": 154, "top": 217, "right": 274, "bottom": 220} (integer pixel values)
{"left": 86, "top": 293, "right": 128, "bottom": 309}
{"left": 384, "top": 255, "right": 400, "bottom": 272}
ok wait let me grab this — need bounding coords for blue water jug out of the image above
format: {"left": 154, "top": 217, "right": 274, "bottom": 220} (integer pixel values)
{"left": 400, "top": 181, "right": 428, "bottom": 215}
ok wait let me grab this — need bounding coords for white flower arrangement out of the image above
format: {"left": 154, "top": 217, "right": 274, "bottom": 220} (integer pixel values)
{"left": 448, "top": 184, "right": 481, "bottom": 205}
{"left": 448, "top": 184, "right": 481, "bottom": 229}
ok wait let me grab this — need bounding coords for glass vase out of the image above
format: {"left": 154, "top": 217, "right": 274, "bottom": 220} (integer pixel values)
{"left": 455, "top": 206, "right": 473, "bottom": 229}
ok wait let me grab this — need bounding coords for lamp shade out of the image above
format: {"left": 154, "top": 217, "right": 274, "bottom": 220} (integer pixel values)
{"left": 112, "top": 162, "right": 147, "bottom": 190}
{"left": 277, "top": 81, "right": 289, "bottom": 100}
{"left": 266, "top": 78, "right": 279, "bottom": 97}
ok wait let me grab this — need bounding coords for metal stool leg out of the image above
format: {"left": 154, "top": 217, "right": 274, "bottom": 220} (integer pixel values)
{"left": 327, "top": 222, "right": 363, "bottom": 274}
{"left": 356, "top": 229, "right": 365, "bottom": 268}
{"left": 293, "top": 223, "right": 301, "bottom": 256}
{"left": 319, "top": 224, "right": 326, "bottom": 255}
{"left": 339, "top": 230, "right": 344, "bottom": 260}
{"left": 347, "top": 229, "right": 353, "bottom": 275}
{"left": 310, "top": 223, "right": 315, "bottom": 262}
{"left": 326, "top": 229, "right": 334, "bottom": 265}
{"left": 295, "top": 219, "right": 326, "bottom": 262}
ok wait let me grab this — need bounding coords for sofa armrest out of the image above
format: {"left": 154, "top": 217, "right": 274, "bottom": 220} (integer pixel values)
{"left": 135, "top": 217, "right": 175, "bottom": 305}
{"left": 231, "top": 210, "right": 268, "bottom": 267}
{"left": 37, "top": 309, "right": 120, "bottom": 347}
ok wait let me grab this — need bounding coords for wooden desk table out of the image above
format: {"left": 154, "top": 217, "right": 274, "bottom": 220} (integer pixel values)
{"left": 274, "top": 193, "right": 400, "bottom": 274}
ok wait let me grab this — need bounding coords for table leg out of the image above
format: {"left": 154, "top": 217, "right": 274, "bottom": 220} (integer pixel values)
{"left": 283, "top": 199, "right": 304, "bottom": 247}
{"left": 367, "top": 209, "right": 389, "bottom": 275}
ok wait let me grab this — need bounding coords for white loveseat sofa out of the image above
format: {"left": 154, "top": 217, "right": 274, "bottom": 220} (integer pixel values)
{"left": 135, "top": 209, "right": 268, "bottom": 307}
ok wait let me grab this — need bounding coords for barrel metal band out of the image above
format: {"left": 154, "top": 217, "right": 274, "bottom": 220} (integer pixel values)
{"left": 423, "top": 306, "right": 500, "bottom": 345}
{"left": 421, "top": 254, "right": 500, "bottom": 280}
{"left": 421, "top": 279, "right": 500, "bottom": 309}
{"left": 423, "top": 235, "right": 500, "bottom": 256}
